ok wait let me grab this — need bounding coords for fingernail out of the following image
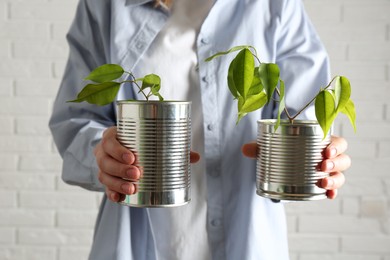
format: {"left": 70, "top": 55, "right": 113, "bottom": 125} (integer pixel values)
{"left": 326, "top": 178, "right": 334, "bottom": 189}
{"left": 330, "top": 148, "right": 337, "bottom": 158}
{"left": 122, "top": 153, "right": 132, "bottom": 163}
{"left": 121, "top": 183, "right": 133, "bottom": 194}
{"left": 126, "top": 168, "right": 139, "bottom": 179}
{"left": 326, "top": 161, "right": 335, "bottom": 171}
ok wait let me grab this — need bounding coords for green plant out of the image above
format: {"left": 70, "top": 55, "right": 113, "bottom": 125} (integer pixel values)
{"left": 206, "top": 45, "right": 356, "bottom": 138}
{"left": 68, "top": 64, "right": 164, "bottom": 105}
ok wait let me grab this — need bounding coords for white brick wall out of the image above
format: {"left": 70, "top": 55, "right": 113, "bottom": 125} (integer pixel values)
{"left": 0, "top": 0, "right": 389, "bottom": 260}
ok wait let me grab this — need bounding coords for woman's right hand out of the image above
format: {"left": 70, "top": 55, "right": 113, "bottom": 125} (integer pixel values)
{"left": 94, "top": 126, "right": 140, "bottom": 203}
{"left": 94, "top": 126, "right": 201, "bottom": 203}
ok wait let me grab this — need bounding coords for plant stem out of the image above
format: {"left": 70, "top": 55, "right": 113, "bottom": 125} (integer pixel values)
{"left": 124, "top": 71, "right": 149, "bottom": 100}
{"left": 275, "top": 87, "right": 293, "bottom": 120}
{"left": 289, "top": 76, "right": 339, "bottom": 121}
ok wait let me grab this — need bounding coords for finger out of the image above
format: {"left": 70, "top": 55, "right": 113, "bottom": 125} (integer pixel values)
{"left": 98, "top": 171, "right": 136, "bottom": 195}
{"left": 106, "top": 188, "right": 126, "bottom": 203}
{"left": 326, "top": 189, "right": 338, "bottom": 200}
{"left": 319, "top": 171, "right": 345, "bottom": 190}
{"left": 321, "top": 153, "right": 351, "bottom": 173}
{"left": 95, "top": 149, "right": 140, "bottom": 180}
{"left": 242, "top": 142, "right": 257, "bottom": 158}
{"left": 102, "top": 126, "right": 135, "bottom": 164}
{"left": 190, "top": 151, "right": 200, "bottom": 163}
{"left": 325, "top": 136, "right": 348, "bottom": 159}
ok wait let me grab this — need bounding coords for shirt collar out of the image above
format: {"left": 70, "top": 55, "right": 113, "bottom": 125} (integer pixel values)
{"left": 125, "top": 0, "right": 153, "bottom": 6}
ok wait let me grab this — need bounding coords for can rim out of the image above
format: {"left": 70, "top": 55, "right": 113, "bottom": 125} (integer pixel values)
{"left": 258, "top": 119, "right": 319, "bottom": 126}
{"left": 117, "top": 100, "right": 192, "bottom": 105}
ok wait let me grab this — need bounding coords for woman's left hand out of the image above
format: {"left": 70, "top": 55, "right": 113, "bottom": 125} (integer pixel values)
{"left": 241, "top": 135, "right": 351, "bottom": 199}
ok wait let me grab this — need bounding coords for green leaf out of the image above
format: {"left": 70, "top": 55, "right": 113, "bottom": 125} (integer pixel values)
{"left": 232, "top": 48, "right": 255, "bottom": 98}
{"left": 315, "top": 90, "right": 336, "bottom": 138}
{"left": 334, "top": 76, "right": 351, "bottom": 113}
{"left": 85, "top": 64, "right": 124, "bottom": 83}
{"left": 227, "top": 58, "right": 239, "bottom": 99}
{"left": 205, "top": 45, "right": 254, "bottom": 62}
{"left": 258, "top": 63, "right": 280, "bottom": 104}
{"left": 247, "top": 67, "right": 264, "bottom": 96}
{"left": 341, "top": 99, "right": 357, "bottom": 132}
{"left": 274, "top": 80, "right": 286, "bottom": 132}
{"left": 67, "top": 82, "right": 121, "bottom": 106}
{"left": 141, "top": 74, "right": 161, "bottom": 91}
{"left": 239, "top": 92, "right": 267, "bottom": 114}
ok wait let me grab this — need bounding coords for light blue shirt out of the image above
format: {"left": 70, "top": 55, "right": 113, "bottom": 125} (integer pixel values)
{"left": 49, "top": 0, "right": 330, "bottom": 259}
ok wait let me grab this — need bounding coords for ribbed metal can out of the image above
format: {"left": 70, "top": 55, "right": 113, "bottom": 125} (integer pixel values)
{"left": 256, "top": 119, "right": 331, "bottom": 201}
{"left": 116, "top": 101, "right": 191, "bottom": 207}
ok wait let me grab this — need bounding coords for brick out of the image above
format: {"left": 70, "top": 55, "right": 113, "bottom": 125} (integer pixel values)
{"left": 288, "top": 234, "right": 339, "bottom": 253}
{"left": 299, "top": 215, "right": 381, "bottom": 234}
{"left": 57, "top": 210, "right": 98, "bottom": 228}
{"left": 300, "top": 254, "right": 381, "bottom": 260}
{"left": 342, "top": 236, "right": 390, "bottom": 253}
{"left": 0, "top": 59, "right": 51, "bottom": 78}
{"left": 349, "top": 158, "right": 390, "bottom": 177}
{"left": 59, "top": 247, "right": 90, "bottom": 260}
{"left": 0, "top": 79, "right": 13, "bottom": 96}
{"left": 316, "top": 24, "right": 387, "bottom": 44}
{"left": 385, "top": 178, "right": 390, "bottom": 196}
{"left": 0, "top": 246, "right": 57, "bottom": 260}
{"left": 0, "top": 191, "right": 17, "bottom": 208}
{"left": 0, "top": 228, "right": 15, "bottom": 244}
{"left": 343, "top": 123, "right": 390, "bottom": 140}
{"left": 19, "top": 154, "right": 62, "bottom": 171}
{"left": 351, "top": 81, "right": 390, "bottom": 103}
{"left": 331, "top": 62, "right": 387, "bottom": 81}
{"left": 20, "top": 191, "right": 98, "bottom": 209}
{"left": 0, "top": 21, "right": 49, "bottom": 40}
{"left": 0, "top": 41, "right": 10, "bottom": 58}
{"left": 378, "top": 141, "right": 390, "bottom": 158}
{"left": 342, "top": 177, "right": 384, "bottom": 196}
{"left": 15, "top": 117, "right": 51, "bottom": 135}
{"left": 349, "top": 43, "right": 390, "bottom": 61}
{"left": 51, "top": 22, "right": 71, "bottom": 40}
{"left": 343, "top": 4, "right": 390, "bottom": 24}
{"left": 360, "top": 197, "right": 388, "bottom": 218}
{"left": 303, "top": 3, "right": 342, "bottom": 25}
{"left": 0, "top": 154, "right": 18, "bottom": 170}
{"left": 13, "top": 40, "right": 68, "bottom": 60}
{"left": 286, "top": 216, "right": 297, "bottom": 233}
{"left": 349, "top": 101, "right": 386, "bottom": 122}
{"left": 323, "top": 42, "right": 348, "bottom": 61}
{"left": 0, "top": 135, "right": 51, "bottom": 152}
{"left": 285, "top": 200, "right": 341, "bottom": 215}
{"left": 0, "top": 174, "right": 56, "bottom": 190}
{"left": 341, "top": 140, "right": 376, "bottom": 159}
{"left": 53, "top": 61, "right": 66, "bottom": 78}
{"left": 18, "top": 228, "right": 93, "bottom": 246}
{"left": 15, "top": 78, "right": 61, "bottom": 97}
{"left": 341, "top": 197, "right": 360, "bottom": 215}
{"left": 0, "top": 116, "right": 14, "bottom": 134}
{"left": 0, "top": 210, "right": 55, "bottom": 227}
{"left": 0, "top": 97, "right": 50, "bottom": 116}
{"left": 9, "top": 3, "right": 77, "bottom": 21}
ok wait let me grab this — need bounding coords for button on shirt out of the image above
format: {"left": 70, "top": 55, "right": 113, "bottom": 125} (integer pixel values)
{"left": 49, "top": 0, "right": 331, "bottom": 259}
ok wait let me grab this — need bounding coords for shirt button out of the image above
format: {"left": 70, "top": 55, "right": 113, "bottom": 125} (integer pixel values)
{"left": 207, "top": 124, "right": 214, "bottom": 131}
{"left": 201, "top": 37, "right": 210, "bottom": 44}
{"left": 211, "top": 219, "right": 222, "bottom": 227}
{"left": 136, "top": 42, "right": 145, "bottom": 49}
{"left": 202, "top": 76, "right": 208, "bottom": 83}
{"left": 209, "top": 170, "right": 219, "bottom": 177}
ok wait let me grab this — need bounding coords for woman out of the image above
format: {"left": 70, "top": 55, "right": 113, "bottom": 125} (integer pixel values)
{"left": 49, "top": 0, "right": 350, "bottom": 259}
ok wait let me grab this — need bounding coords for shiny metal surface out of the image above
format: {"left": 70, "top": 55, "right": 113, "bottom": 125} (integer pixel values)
{"left": 116, "top": 101, "right": 191, "bottom": 207}
{"left": 256, "top": 119, "right": 331, "bottom": 201}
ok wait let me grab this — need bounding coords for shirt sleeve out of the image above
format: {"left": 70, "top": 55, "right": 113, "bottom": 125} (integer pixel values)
{"left": 275, "top": 0, "right": 331, "bottom": 120}
{"left": 49, "top": 0, "right": 115, "bottom": 192}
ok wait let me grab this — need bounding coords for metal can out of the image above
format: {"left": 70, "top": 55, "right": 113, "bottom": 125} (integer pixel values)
{"left": 116, "top": 101, "right": 191, "bottom": 207}
{"left": 256, "top": 119, "right": 331, "bottom": 201}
